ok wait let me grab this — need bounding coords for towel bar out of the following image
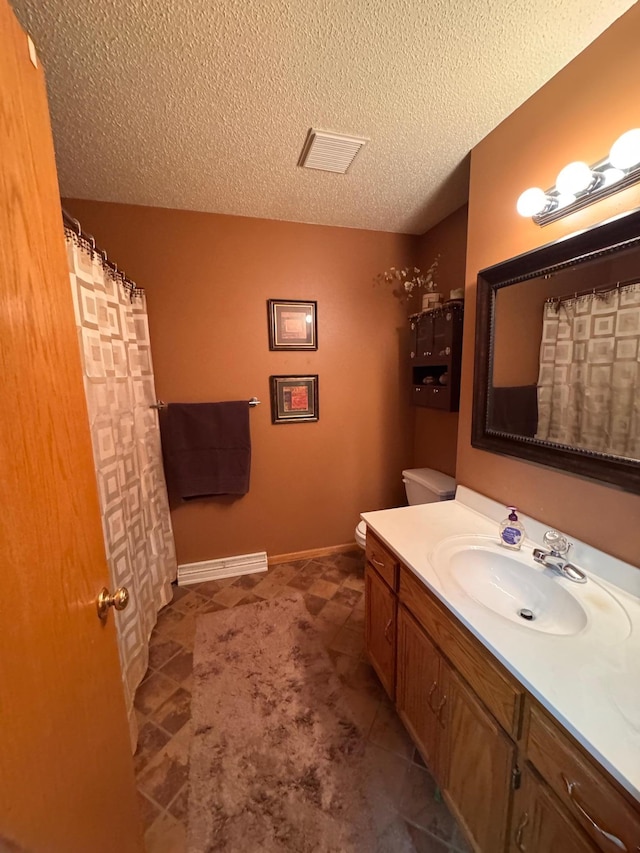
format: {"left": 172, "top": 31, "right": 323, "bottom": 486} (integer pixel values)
{"left": 151, "top": 397, "right": 260, "bottom": 410}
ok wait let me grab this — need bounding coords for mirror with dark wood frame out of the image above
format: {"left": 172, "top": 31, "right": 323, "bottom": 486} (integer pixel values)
{"left": 472, "top": 208, "right": 640, "bottom": 494}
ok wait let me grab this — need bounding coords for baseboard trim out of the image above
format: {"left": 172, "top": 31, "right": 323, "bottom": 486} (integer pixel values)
{"left": 268, "top": 542, "right": 358, "bottom": 565}
{"left": 177, "top": 551, "right": 268, "bottom": 586}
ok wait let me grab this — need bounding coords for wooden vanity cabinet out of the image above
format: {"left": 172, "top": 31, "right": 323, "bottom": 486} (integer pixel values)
{"left": 396, "top": 605, "right": 443, "bottom": 774}
{"left": 399, "top": 564, "right": 522, "bottom": 736}
{"left": 523, "top": 704, "right": 640, "bottom": 853}
{"left": 440, "top": 666, "right": 516, "bottom": 853}
{"left": 396, "top": 576, "right": 517, "bottom": 853}
{"left": 364, "top": 532, "right": 399, "bottom": 701}
{"left": 510, "top": 765, "right": 597, "bottom": 853}
{"left": 364, "top": 553, "right": 640, "bottom": 853}
{"left": 364, "top": 564, "right": 396, "bottom": 700}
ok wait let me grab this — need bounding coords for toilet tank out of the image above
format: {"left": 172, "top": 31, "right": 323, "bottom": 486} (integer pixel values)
{"left": 402, "top": 467, "right": 456, "bottom": 505}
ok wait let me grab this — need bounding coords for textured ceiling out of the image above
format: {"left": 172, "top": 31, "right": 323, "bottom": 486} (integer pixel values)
{"left": 10, "top": 0, "right": 635, "bottom": 234}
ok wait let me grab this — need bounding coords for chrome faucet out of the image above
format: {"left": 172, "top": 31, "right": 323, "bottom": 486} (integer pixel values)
{"left": 532, "top": 530, "right": 587, "bottom": 584}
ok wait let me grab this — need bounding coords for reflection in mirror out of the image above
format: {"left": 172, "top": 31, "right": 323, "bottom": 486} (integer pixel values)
{"left": 473, "top": 209, "right": 640, "bottom": 493}
{"left": 491, "top": 251, "right": 640, "bottom": 458}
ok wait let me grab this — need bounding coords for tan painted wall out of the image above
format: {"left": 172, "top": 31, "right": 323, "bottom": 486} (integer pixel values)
{"left": 413, "top": 205, "right": 468, "bottom": 478}
{"left": 492, "top": 275, "right": 575, "bottom": 388}
{"left": 458, "top": 3, "right": 640, "bottom": 568}
{"left": 63, "top": 200, "right": 416, "bottom": 564}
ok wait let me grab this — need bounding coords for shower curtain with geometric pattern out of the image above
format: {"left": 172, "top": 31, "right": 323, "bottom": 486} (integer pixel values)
{"left": 536, "top": 283, "right": 640, "bottom": 459}
{"left": 66, "top": 232, "right": 176, "bottom": 748}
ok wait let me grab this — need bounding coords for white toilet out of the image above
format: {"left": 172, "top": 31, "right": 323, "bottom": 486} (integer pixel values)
{"left": 355, "top": 467, "right": 456, "bottom": 549}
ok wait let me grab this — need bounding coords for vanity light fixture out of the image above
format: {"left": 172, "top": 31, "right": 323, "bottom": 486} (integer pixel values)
{"left": 516, "top": 128, "right": 640, "bottom": 225}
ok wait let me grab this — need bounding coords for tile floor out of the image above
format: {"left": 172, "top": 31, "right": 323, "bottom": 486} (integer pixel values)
{"left": 134, "top": 550, "right": 470, "bottom": 853}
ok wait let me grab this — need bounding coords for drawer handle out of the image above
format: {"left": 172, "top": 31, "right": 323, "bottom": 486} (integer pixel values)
{"left": 427, "top": 681, "right": 438, "bottom": 713}
{"left": 514, "top": 811, "right": 529, "bottom": 851}
{"left": 562, "top": 775, "right": 628, "bottom": 852}
{"left": 436, "top": 693, "right": 447, "bottom": 723}
{"left": 383, "top": 618, "right": 393, "bottom": 644}
{"left": 372, "top": 557, "right": 385, "bottom": 568}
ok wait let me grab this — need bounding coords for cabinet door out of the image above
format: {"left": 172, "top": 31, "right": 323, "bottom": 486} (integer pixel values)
{"left": 432, "top": 311, "right": 451, "bottom": 359}
{"left": 510, "top": 765, "right": 597, "bottom": 853}
{"left": 409, "top": 317, "right": 418, "bottom": 360}
{"left": 440, "top": 667, "right": 515, "bottom": 853}
{"left": 396, "top": 606, "right": 442, "bottom": 774}
{"left": 416, "top": 313, "right": 434, "bottom": 358}
{"left": 365, "top": 564, "right": 396, "bottom": 700}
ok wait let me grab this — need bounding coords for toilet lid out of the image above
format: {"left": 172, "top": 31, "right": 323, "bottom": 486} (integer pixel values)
{"left": 356, "top": 520, "right": 367, "bottom": 537}
{"left": 402, "top": 467, "right": 456, "bottom": 497}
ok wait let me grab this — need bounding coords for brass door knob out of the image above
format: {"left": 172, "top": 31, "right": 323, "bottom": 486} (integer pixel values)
{"left": 97, "top": 586, "right": 130, "bottom": 620}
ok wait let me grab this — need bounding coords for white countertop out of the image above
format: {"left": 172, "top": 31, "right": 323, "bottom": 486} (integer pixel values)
{"left": 362, "top": 487, "right": 640, "bottom": 801}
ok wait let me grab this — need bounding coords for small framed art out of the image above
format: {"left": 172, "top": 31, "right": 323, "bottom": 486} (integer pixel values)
{"left": 270, "top": 375, "right": 319, "bottom": 424}
{"left": 267, "top": 299, "right": 317, "bottom": 350}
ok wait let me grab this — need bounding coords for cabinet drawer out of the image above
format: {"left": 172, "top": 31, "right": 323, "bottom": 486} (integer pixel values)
{"left": 525, "top": 704, "right": 640, "bottom": 853}
{"left": 399, "top": 565, "right": 522, "bottom": 736}
{"left": 412, "top": 384, "right": 451, "bottom": 409}
{"left": 365, "top": 531, "right": 398, "bottom": 590}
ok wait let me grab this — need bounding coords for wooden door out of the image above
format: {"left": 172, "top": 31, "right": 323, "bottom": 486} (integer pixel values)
{"left": 510, "top": 765, "right": 597, "bottom": 853}
{"left": 0, "top": 3, "right": 143, "bottom": 851}
{"left": 364, "top": 564, "right": 396, "bottom": 700}
{"left": 396, "top": 606, "right": 442, "bottom": 774}
{"left": 440, "top": 667, "right": 515, "bottom": 853}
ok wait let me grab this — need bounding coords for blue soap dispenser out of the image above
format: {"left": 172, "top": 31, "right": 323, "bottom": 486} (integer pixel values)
{"left": 499, "top": 506, "right": 526, "bottom": 550}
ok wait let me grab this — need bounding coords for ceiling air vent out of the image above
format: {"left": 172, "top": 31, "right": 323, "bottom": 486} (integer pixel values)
{"left": 298, "top": 129, "right": 367, "bottom": 174}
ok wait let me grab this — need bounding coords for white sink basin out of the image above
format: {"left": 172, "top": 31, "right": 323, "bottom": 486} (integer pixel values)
{"left": 429, "top": 535, "right": 630, "bottom": 641}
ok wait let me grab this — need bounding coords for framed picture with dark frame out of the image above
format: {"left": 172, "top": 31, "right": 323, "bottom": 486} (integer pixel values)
{"left": 270, "top": 375, "right": 319, "bottom": 424}
{"left": 267, "top": 299, "right": 317, "bottom": 350}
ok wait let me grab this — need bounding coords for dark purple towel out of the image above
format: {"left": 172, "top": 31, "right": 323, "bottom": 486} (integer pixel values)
{"left": 490, "top": 385, "right": 539, "bottom": 437}
{"left": 160, "top": 402, "right": 251, "bottom": 499}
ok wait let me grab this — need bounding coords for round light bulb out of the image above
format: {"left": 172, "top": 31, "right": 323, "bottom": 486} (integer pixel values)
{"left": 601, "top": 167, "right": 624, "bottom": 187}
{"left": 516, "top": 187, "right": 548, "bottom": 217}
{"left": 609, "top": 129, "right": 640, "bottom": 170}
{"left": 556, "top": 161, "right": 593, "bottom": 195}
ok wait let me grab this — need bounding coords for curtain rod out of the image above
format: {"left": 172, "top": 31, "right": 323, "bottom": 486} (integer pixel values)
{"left": 61, "top": 207, "right": 144, "bottom": 299}
{"left": 150, "top": 398, "right": 261, "bottom": 410}
{"left": 545, "top": 276, "right": 640, "bottom": 304}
